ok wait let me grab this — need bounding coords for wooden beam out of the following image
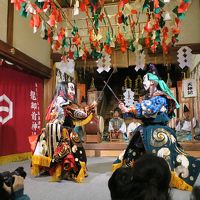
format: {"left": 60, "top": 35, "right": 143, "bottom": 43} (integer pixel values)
{"left": 0, "top": 40, "right": 52, "bottom": 79}
{"left": 7, "top": 1, "right": 14, "bottom": 45}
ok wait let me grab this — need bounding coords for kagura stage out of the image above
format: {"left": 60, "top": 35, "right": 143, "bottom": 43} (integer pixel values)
{"left": 83, "top": 141, "right": 200, "bottom": 158}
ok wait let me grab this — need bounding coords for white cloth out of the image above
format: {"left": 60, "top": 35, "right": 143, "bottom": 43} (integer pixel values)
{"left": 176, "top": 118, "right": 196, "bottom": 132}
{"left": 108, "top": 118, "right": 126, "bottom": 134}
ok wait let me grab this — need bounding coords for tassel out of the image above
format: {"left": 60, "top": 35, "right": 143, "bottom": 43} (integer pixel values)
{"left": 75, "top": 162, "right": 87, "bottom": 183}
{"left": 112, "top": 159, "right": 122, "bottom": 172}
{"left": 50, "top": 164, "right": 62, "bottom": 182}
{"left": 31, "top": 155, "right": 51, "bottom": 167}
{"left": 31, "top": 165, "right": 40, "bottom": 176}
{"left": 170, "top": 171, "right": 192, "bottom": 191}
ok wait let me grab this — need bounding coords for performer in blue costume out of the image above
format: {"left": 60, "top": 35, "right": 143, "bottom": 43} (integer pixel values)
{"left": 114, "top": 65, "right": 200, "bottom": 191}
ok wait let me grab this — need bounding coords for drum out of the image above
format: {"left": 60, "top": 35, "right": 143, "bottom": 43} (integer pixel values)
{"left": 84, "top": 115, "right": 104, "bottom": 134}
{"left": 98, "top": 115, "right": 104, "bottom": 134}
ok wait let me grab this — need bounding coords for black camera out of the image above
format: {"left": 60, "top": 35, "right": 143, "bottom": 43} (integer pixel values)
{"left": 0, "top": 167, "right": 26, "bottom": 187}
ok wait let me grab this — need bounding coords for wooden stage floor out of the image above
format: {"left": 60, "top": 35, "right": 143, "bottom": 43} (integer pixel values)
{"left": 83, "top": 141, "right": 200, "bottom": 157}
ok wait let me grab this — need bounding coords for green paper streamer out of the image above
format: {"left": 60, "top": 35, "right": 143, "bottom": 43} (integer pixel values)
{"left": 142, "top": 0, "right": 149, "bottom": 11}
{"left": 155, "top": 30, "right": 161, "bottom": 43}
{"left": 91, "top": 49, "right": 102, "bottom": 59}
{"left": 35, "top": 0, "right": 44, "bottom": 9}
{"left": 128, "top": 42, "right": 135, "bottom": 52}
{"left": 71, "top": 26, "right": 78, "bottom": 36}
{"left": 74, "top": 50, "right": 79, "bottom": 59}
{"left": 105, "top": 31, "right": 111, "bottom": 45}
{"left": 20, "top": 3, "right": 28, "bottom": 18}
{"left": 94, "top": 14, "right": 99, "bottom": 29}
{"left": 159, "top": 0, "right": 165, "bottom": 8}
{"left": 172, "top": 6, "right": 178, "bottom": 16}
{"left": 159, "top": 16, "right": 165, "bottom": 28}
{"left": 62, "top": 37, "right": 68, "bottom": 48}
{"left": 179, "top": 13, "right": 186, "bottom": 20}
{"left": 122, "top": 15, "right": 128, "bottom": 26}
{"left": 154, "top": 8, "right": 160, "bottom": 14}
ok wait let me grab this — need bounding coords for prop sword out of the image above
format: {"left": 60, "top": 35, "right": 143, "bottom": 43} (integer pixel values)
{"left": 103, "top": 81, "right": 121, "bottom": 102}
{"left": 96, "top": 69, "right": 115, "bottom": 102}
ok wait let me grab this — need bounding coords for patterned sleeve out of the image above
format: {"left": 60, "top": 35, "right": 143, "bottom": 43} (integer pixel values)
{"left": 135, "top": 96, "right": 168, "bottom": 118}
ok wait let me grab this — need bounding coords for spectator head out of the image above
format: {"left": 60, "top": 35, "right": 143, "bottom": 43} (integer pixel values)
{"left": 108, "top": 153, "right": 171, "bottom": 200}
{"left": 113, "top": 108, "right": 121, "bottom": 118}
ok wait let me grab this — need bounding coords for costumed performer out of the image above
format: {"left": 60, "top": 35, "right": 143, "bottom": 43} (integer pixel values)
{"left": 113, "top": 65, "right": 200, "bottom": 191}
{"left": 30, "top": 81, "right": 96, "bottom": 183}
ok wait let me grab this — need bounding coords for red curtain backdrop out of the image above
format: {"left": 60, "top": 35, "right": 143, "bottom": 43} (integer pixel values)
{"left": 0, "top": 61, "right": 43, "bottom": 156}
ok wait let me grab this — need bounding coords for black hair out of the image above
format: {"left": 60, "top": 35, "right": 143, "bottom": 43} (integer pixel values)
{"left": 132, "top": 153, "right": 171, "bottom": 200}
{"left": 108, "top": 167, "right": 135, "bottom": 200}
{"left": 114, "top": 107, "right": 121, "bottom": 113}
{"left": 147, "top": 64, "right": 161, "bottom": 78}
{"left": 191, "top": 186, "right": 200, "bottom": 200}
{"left": 108, "top": 153, "right": 171, "bottom": 200}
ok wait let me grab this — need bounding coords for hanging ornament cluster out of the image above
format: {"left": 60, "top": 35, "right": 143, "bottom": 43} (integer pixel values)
{"left": 11, "top": 0, "right": 191, "bottom": 60}
{"left": 97, "top": 52, "right": 111, "bottom": 73}
{"left": 177, "top": 46, "right": 192, "bottom": 69}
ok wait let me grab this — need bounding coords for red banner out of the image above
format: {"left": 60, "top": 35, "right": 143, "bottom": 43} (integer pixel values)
{"left": 0, "top": 61, "right": 43, "bottom": 156}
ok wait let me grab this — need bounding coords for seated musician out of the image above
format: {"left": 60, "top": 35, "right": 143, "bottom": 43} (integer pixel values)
{"left": 108, "top": 108, "right": 127, "bottom": 141}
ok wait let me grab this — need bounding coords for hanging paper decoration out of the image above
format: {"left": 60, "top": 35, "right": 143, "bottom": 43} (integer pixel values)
{"left": 11, "top": 0, "right": 191, "bottom": 59}
{"left": 97, "top": 52, "right": 111, "bottom": 73}
{"left": 135, "top": 51, "right": 145, "bottom": 71}
{"left": 123, "top": 89, "right": 134, "bottom": 107}
{"left": 73, "top": 0, "right": 79, "bottom": 16}
{"left": 177, "top": 46, "right": 192, "bottom": 69}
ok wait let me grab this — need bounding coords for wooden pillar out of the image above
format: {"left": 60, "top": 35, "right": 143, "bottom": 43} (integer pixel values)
{"left": 43, "top": 61, "right": 56, "bottom": 126}
{"left": 7, "top": 1, "right": 14, "bottom": 45}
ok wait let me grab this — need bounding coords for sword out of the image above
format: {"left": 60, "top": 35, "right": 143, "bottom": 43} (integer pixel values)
{"left": 96, "top": 69, "right": 115, "bottom": 102}
{"left": 103, "top": 81, "right": 121, "bottom": 102}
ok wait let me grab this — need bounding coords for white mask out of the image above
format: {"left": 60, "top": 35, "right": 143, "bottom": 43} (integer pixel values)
{"left": 67, "top": 82, "right": 75, "bottom": 101}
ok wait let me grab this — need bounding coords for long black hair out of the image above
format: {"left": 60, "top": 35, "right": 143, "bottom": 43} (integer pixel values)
{"left": 108, "top": 153, "right": 171, "bottom": 200}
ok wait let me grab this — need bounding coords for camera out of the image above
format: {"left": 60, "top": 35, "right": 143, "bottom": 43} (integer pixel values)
{"left": 0, "top": 167, "right": 26, "bottom": 187}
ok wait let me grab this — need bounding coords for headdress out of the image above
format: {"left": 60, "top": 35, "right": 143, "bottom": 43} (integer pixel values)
{"left": 147, "top": 72, "right": 180, "bottom": 109}
{"left": 148, "top": 64, "right": 160, "bottom": 78}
